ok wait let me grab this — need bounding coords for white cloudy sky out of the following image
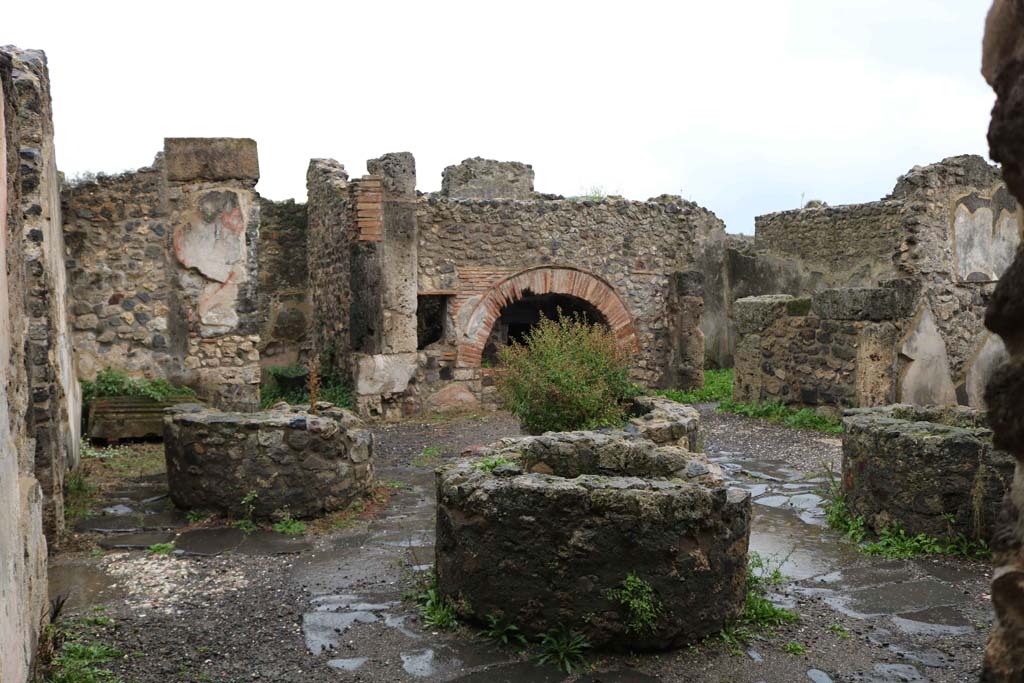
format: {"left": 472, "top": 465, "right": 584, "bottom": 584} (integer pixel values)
{"left": 4, "top": 0, "right": 995, "bottom": 233}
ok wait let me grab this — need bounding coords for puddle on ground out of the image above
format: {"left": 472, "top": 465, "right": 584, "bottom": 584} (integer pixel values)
{"left": 327, "top": 656, "right": 368, "bottom": 671}
{"left": 827, "top": 579, "right": 967, "bottom": 619}
{"left": 98, "top": 530, "right": 175, "bottom": 550}
{"left": 303, "top": 610, "right": 380, "bottom": 654}
{"left": 447, "top": 661, "right": 566, "bottom": 683}
{"left": 401, "top": 649, "right": 438, "bottom": 677}
{"left": 48, "top": 563, "right": 126, "bottom": 610}
{"left": 889, "top": 606, "right": 974, "bottom": 636}
{"left": 848, "top": 663, "right": 927, "bottom": 682}
{"left": 749, "top": 506, "right": 859, "bottom": 580}
{"left": 173, "top": 527, "right": 245, "bottom": 556}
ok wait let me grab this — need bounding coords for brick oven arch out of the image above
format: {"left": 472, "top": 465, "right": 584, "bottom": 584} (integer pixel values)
{"left": 457, "top": 266, "right": 639, "bottom": 368}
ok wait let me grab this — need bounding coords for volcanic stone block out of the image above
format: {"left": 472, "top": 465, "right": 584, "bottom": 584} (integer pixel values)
{"left": 811, "top": 286, "right": 910, "bottom": 321}
{"left": 440, "top": 157, "right": 535, "bottom": 200}
{"left": 164, "top": 403, "right": 374, "bottom": 519}
{"left": 435, "top": 398, "right": 749, "bottom": 651}
{"left": 842, "top": 404, "right": 1014, "bottom": 542}
{"left": 733, "top": 295, "right": 794, "bottom": 335}
{"left": 164, "top": 138, "right": 259, "bottom": 183}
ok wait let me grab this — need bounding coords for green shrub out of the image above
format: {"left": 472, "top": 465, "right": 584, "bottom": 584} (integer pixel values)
{"left": 81, "top": 367, "right": 195, "bottom": 403}
{"left": 497, "top": 312, "right": 634, "bottom": 434}
{"left": 653, "top": 368, "right": 733, "bottom": 404}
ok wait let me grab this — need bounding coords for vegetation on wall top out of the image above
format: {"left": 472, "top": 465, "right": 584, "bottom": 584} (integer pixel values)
{"left": 81, "top": 367, "right": 195, "bottom": 403}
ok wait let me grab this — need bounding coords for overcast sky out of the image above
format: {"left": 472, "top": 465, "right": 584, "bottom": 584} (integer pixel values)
{"left": 4, "top": 1, "right": 994, "bottom": 234}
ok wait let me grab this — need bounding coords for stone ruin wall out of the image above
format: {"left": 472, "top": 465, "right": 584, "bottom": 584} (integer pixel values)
{"left": 733, "top": 287, "right": 916, "bottom": 411}
{"left": 979, "top": 5, "right": 1024, "bottom": 675}
{"left": 11, "top": 48, "right": 81, "bottom": 540}
{"left": 0, "top": 46, "right": 80, "bottom": 683}
{"left": 307, "top": 154, "right": 719, "bottom": 419}
{"left": 63, "top": 165, "right": 174, "bottom": 380}
{"left": 306, "top": 159, "right": 351, "bottom": 379}
{"left": 257, "top": 198, "right": 309, "bottom": 367}
{"left": 729, "top": 155, "right": 1021, "bottom": 410}
{"left": 63, "top": 139, "right": 264, "bottom": 410}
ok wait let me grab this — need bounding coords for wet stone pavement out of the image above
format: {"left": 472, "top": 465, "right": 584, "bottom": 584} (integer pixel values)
{"left": 51, "top": 408, "right": 992, "bottom": 682}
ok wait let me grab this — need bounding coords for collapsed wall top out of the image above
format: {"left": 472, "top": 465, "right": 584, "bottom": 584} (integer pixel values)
{"left": 440, "top": 157, "right": 535, "bottom": 200}
{"left": 164, "top": 137, "right": 259, "bottom": 183}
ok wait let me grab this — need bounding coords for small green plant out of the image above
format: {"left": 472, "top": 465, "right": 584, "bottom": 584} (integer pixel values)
{"left": 828, "top": 623, "right": 850, "bottom": 639}
{"left": 605, "top": 573, "right": 662, "bottom": 634}
{"left": 862, "top": 523, "right": 943, "bottom": 558}
{"left": 653, "top": 369, "right": 734, "bottom": 404}
{"left": 717, "top": 552, "right": 798, "bottom": 653}
{"left": 823, "top": 483, "right": 867, "bottom": 543}
{"left": 259, "top": 362, "right": 352, "bottom": 410}
{"left": 419, "top": 586, "right": 459, "bottom": 630}
{"left": 146, "top": 542, "right": 174, "bottom": 555}
{"left": 43, "top": 614, "right": 125, "bottom": 683}
{"left": 64, "top": 471, "right": 96, "bottom": 522}
{"left": 497, "top": 311, "right": 635, "bottom": 434}
{"left": 81, "top": 366, "right": 195, "bottom": 403}
{"left": 230, "top": 490, "right": 259, "bottom": 533}
{"left": 536, "top": 624, "right": 591, "bottom": 674}
{"left": 480, "top": 614, "right": 527, "bottom": 647}
{"left": 186, "top": 510, "right": 210, "bottom": 524}
{"left": 232, "top": 519, "right": 257, "bottom": 533}
{"left": 272, "top": 510, "right": 307, "bottom": 535}
{"left": 824, "top": 479, "right": 991, "bottom": 559}
{"left": 412, "top": 446, "right": 444, "bottom": 468}
{"left": 473, "top": 456, "right": 513, "bottom": 473}
{"left": 782, "top": 641, "right": 808, "bottom": 655}
{"left": 717, "top": 399, "right": 842, "bottom": 434}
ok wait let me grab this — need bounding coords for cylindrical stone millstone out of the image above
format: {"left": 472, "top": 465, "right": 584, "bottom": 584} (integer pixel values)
{"left": 434, "top": 398, "right": 751, "bottom": 652}
{"left": 163, "top": 403, "right": 374, "bottom": 519}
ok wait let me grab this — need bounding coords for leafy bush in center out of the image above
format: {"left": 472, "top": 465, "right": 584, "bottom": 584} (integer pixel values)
{"left": 496, "top": 312, "right": 633, "bottom": 434}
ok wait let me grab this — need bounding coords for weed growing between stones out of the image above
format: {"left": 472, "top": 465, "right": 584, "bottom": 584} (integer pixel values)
{"left": 64, "top": 470, "right": 96, "bottom": 523}
{"left": 717, "top": 399, "right": 843, "bottom": 433}
{"left": 473, "top": 455, "right": 513, "bottom": 473}
{"left": 604, "top": 573, "right": 662, "bottom": 634}
{"left": 145, "top": 542, "right": 173, "bottom": 555}
{"left": 783, "top": 641, "right": 808, "bottom": 655}
{"left": 862, "top": 523, "right": 990, "bottom": 559}
{"left": 37, "top": 604, "right": 124, "bottom": 683}
{"left": 496, "top": 311, "right": 634, "bottom": 434}
{"left": 718, "top": 552, "right": 799, "bottom": 654}
{"left": 653, "top": 368, "right": 734, "bottom": 404}
{"left": 479, "top": 614, "right": 527, "bottom": 647}
{"left": 822, "top": 477, "right": 991, "bottom": 559}
{"left": 412, "top": 574, "right": 459, "bottom": 630}
{"left": 823, "top": 483, "right": 868, "bottom": 543}
{"left": 231, "top": 490, "right": 259, "bottom": 533}
{"left": 271, "top": 509, "right": 307, "bottom": 535}
{"left": 828, "top": 623, "right": 851, "bottom": 639}
{"left": 185, "top": 510, "right": 210, "bottom": 524}
{"left": 258, "top": 363, "right": 352, "bottom": 410}
{"left": 411, "top": 445, "right": 444, "bottom": 468}
{"left": 536, "top": 625, "right": 591, "bottom": 674}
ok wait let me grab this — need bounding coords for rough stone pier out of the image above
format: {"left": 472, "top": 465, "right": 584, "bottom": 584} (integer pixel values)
{"left": 842, "top": 404, "right": 1014, "bottom": 541}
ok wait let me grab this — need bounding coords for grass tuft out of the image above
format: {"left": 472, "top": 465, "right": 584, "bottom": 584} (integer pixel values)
{"left": 653, "top": 369, "right": 733, "bottom": 404}
{"left": 718, "top": 399, "right": 842, "bottom": 434}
